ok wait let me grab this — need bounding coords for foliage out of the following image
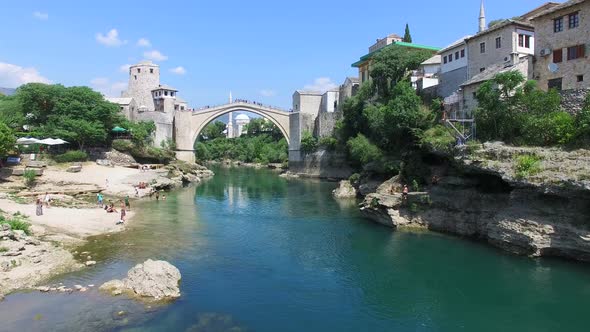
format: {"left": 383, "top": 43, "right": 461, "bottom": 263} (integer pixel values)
{"left": 200, "top": 121, "right": 226, "bottom": 140}
{"left": 349, "top": 173, "right": 361, "bottom": 185}
{"left": 0, "top": 95, "right": 25, "bottom": 129}
{"left": 318, "top": 136, "right": 338, "bottom": 151}
{"left": 122, "top": 120, "right": 156, "bottom": 146}
{"left": 411, "top": 179, "right": 420, "bottom": 192}
{"left": 245, "top": 118, "right": 283, "bottom": 140}
{"left": 195, "top": 135, "right": 288, "bottom": 164}
{"left": 160, "top": 138, "right": 176, "bottom": 151}
{"left": 23, "top": 169, "right": 37, "bottom": 187}
{"left": 52, "top": 150, "right": 88, "bottom": 163}
{"left": 370, "top": 45, "right": 433, "bottom": 99}
{"left": 0, "top": 122, "right": 16, "bottom": 157}
{"left": 403, "top": 23, "right": 412, "bottom": 43}
{"left": 300, "top": 131, "right": 318, "bottom": 154}
{"left": 488, "top": 19, "right": 507, "bottom": 28}
{"left": 575, "top": 94, "right": 590, "bottom": 142}
{"left": 346, "top": 134, "right": 383, "bottom": 166}
{"left": 419, "top": 125, "right": 455, "bottom": 153}
{"left": 475, "top": 71, "right": 572, "bottom": 146}
{"left": 8, "top": 83, "right": 124, "bottom": 149}
{"left": 112, "top": 139, "right": 135, "bottom": 152}
{"left": 0, "top": 247, "right": 7, "bottom": 253}
{"left": 0, "top": 215, "right": 31, "bottom": 235}
{"left": 514, "top": 154, "right": 542, "bottom": 179}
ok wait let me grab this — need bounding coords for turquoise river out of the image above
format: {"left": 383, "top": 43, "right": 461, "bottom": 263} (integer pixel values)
{"left": 1, "top": 166, "right": 590, "bottom": 331}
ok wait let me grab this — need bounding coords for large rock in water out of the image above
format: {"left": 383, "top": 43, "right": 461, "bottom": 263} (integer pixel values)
{"left": 100, "top": 259, "right": 181, "bottom": 301}
{"left": 332, "top": 180, "right": 357, "bottom": 198}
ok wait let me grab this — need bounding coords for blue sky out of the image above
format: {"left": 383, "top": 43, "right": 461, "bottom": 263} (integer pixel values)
{"left": 1, "top": 0, "right": 554, "bottom": 108}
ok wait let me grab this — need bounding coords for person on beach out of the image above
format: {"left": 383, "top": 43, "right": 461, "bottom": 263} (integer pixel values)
{"left": 44, "top": 192, "right": 51, "bottom": 208}
{"left": 155, "top": 190, "right": 160, "bottom": 201}
{"left": 162, "top": 194, "right": 166, "bottom": 201}
{"left": 97, "top": 193, "right": 104, "bottom": 208}
{"left": 36, "top": 197, "right": 43, "bottom": 216}
{"left": 119, "top": 201, "right": 126, "bottom": 223}
{"left": 106, "top": 203, "right": 117, "bottom": 213}
{"left": 124, "top": 195, "right": 130, "bottom": 211}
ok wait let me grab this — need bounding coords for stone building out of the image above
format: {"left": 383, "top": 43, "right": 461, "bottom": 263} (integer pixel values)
{"left": 438, "top": 36, "right": 471, "bottom": 98}
{"left": 531, "top": 0, "right": 590, "bottom": 91}
{"left": 106, "top": 60, "right": 190, "bottom": 147}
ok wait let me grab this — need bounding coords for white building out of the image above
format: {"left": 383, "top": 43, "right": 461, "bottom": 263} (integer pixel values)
{"left": 234, "top": 113, "right": 250, "bottom": 137}
{"left": 438, "top": 36, "right": 472, "bottom": 98}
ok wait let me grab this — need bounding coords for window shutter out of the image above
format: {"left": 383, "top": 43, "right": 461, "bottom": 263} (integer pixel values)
{"left": 579, "top": 44, "right": 585, "bottom": 58}
{"left": 553, "top": 48, "right": 563, "bottom": 63}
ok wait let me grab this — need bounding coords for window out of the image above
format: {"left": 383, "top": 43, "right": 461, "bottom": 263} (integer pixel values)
{"left": 455, "top": 51, "right": 459, "bottom": 60}
{"left": 164, "top": 91, "right": 168, "bottom": 96}
{"left": 548, "top": 78, "right": 562, "bottom": 91}
{"left": 553, "top": 48, "right": 563, "bottom": 63}
{"left": 495, "top": 37, "right": 501, "bottom": 49}
{"left": 443, "top": 56, "right": 448, "bottom": 64}
{"left": 577, "top": 75, "right": 584, "bottom": 82}
{"left": 150, "top": 68, "right": 154, "bottom": 74}
{"left": 361, "top": 71, "right": 366, "bottom": 82}
{"left": 134, "top": 75, "right": 137, "bottom": 80}
{"left": 569, "top": 12, "right": 579, "bottom": 29}
{"left": 554, "top": 17, "right": 564, "bottom": 32}
{"left": 567, "top": 45, "right": 585, "bottom": 60}
{"left": 518, "top": 34, "right": 531, "bottom": 48}
{"left": 137, "top": 68, "right": 141, "bottom": 73}
{"left": 480, "top": 67, "right": 485, "bottom": 72}
{"left": 461, "top": 49, "right": 465, "bottom": 58}
{"left": 448, "top": 54, "right": 453, "bottom": 62}
{"left": 480, "top": 42, "right": 486, "bottom": 53}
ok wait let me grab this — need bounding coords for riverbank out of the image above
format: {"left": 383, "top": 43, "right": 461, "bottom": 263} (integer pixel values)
{"left": 0, "top": 159, "right": 213, "bottom": 297}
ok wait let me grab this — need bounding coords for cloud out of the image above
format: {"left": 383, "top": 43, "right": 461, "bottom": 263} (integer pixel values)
{"left": 119, "top": 64, "right": 132, "bottom": 73}
{"left": 90, "top": 77, "right": 127, "bottom": 97}
{"left": 96, "top": 29, "right": 127, "bottom": 47}
{"left": 303, "top": 77, "right": 338, "bottom": 93}
{"left": 259, "top": 89, "right": 276, "bottom": 97}
{"left": 169, "top": 66, "right": 186, "bottom": 75}
{"left": 136, "top": 38, "right": 151, "bottom": 47}
{"left": 143, "top": 50, "right": 168, "bottom": 61}
{"left": 0, "top": 62, "right": 51, "bottom": 87}
{"left": 33, "top": 11, "right": 48, "bottom": 20}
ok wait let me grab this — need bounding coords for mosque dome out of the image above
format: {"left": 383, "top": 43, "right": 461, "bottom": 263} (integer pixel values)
{"left": 235, "top": 114, "right": 250, "bottom": 121}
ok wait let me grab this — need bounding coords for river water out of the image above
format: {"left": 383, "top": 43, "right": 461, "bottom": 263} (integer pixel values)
{"left": 1, "top": 166, "right": 590, "bottom": 331}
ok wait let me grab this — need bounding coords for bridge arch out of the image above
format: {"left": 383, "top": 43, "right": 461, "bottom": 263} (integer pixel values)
{"left": 174, "top": 102, "right": 292, "bottom": 163}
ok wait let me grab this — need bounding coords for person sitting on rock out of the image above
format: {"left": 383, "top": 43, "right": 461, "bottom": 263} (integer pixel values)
{"left": 402, "top": 185, "right": 409, "bottom": 201}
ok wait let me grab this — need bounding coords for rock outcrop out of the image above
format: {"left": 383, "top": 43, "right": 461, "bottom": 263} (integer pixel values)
{"left": 100, "top": 259, "right": 182, "bottom": 301}
{"left": 360, "top": 144, "right": 590, "bottom": 263}
{"left": 332, "top": 180, "right": 357, "bottom": 198}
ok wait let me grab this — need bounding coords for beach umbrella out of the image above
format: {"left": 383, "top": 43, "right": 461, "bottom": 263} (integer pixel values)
{"left": 16, "top": 137, "right": 41, "bottom": 145}
{"left": 112, "top": 126, "right": 127, "bottom": 133}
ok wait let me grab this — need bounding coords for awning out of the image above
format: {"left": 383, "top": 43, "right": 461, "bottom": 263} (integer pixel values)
{"left": 37, "top": 138, "right": 69, "bottom": 145}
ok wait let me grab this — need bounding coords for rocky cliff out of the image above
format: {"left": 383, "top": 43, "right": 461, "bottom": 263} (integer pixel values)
{"left": 359, "top": 143, "right": 590, "bottom": 262}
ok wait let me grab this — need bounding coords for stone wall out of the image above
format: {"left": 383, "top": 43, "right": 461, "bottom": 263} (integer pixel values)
{"left": 315, "top": 111, "right": 341, "bottom": 138}
{"left": 439, "top": 66, "right": 468, "bottom": 98}
{"left": 289, "top": 150, "right": 353, "bottom": 179}
{"left": 560, "top": 89, "right": 589, "bottom": 114}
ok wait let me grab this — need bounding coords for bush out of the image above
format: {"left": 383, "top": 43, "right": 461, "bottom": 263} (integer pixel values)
{"left": 0, "top": 215, "right": 31, "bottom": 235}
{"left": 521, "top": 111, "right": 576, "bottom": 146}
{"left": 53, "top": 150, "right": 88, "bottom": 163}
{"left": 318, "top": 137, "right": 338, "bottom": 151}
{"left": 23, "top": 169, "right": 37, "bottom": 187}
{"left": 419, "top": 125, "right": 455, "bottom": 153}
{"left": 300, "top": 131, "right": 318, "bottom": 154}
{"left": 349, "top": 173, "right": 361, "bottom": 185}
{"left": 112, "top": 139, "right": 134, "bottom": 152}
{"left": 515, "top": 154, "right": 542, "bottom": 179}
{"left": 347, "top": 134, "right": 383, "bottom": 166}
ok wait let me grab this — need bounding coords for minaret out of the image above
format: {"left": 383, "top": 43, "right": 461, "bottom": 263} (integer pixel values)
{"left": 479, "top": 0, "right": 486, "bottom": 33}
{"left": 227, "top": 92, "right": 234, "bottom": 138}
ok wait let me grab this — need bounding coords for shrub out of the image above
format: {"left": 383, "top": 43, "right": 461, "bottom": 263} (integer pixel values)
{"left": 53, "top": 150, "right": 88, "bottom": 163}
{"left": 522, "top": 111, "right": 576, "bottom": 146}
{"left": 318, "top": 137, "right": 338, "bottom": 151}
{"left": 349, "top": 173, "right": 361, "bottom": 185}
{"left": 411, "top": 179, "right": 420, "bottom": 192}
{"left": 23, "top": 169, "right": 37, "bottom": 187}
{"left": 0, "top": 216, "right": 31, "bottom": 235}
{"left": 112, "top": 139, "right": 134, "bottom": 152}
{"left": 515, "top": 154, "right": 542, "bottom": 179}
{"left": 419, "top": 125, "right": 455, "bottom": 153}
{"left": 0, "top": 247, "right": 7, "bottom": 253}
{"left": 346, "top": 134, "right": 383, "bottom": 166}
{"left": 300, "top": 131, "right": 318, "bottom": 154}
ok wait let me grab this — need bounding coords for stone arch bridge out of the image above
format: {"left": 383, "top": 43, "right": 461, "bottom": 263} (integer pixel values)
{"left": 173, "top": 102, "right": 296, "bottom": 163}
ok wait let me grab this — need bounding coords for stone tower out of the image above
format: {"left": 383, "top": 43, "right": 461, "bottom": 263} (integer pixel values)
{"left": 479, "top": 0, "right": 486, "bottom": 33}
{"left": 126, "top": 61, "right": 160, "bottom": 112}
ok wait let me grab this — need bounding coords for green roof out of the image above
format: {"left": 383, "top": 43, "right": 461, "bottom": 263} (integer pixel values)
{"left": 351, "top": 41, "right": 441, "bottom": 68}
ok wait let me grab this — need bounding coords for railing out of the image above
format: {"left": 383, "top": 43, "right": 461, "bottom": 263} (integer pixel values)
{"left": 188, "top": 100, "right": 291, "bottom": 113}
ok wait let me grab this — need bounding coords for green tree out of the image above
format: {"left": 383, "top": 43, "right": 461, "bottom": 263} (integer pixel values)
{"left": 346, "top": 134, "right": 383, "bottom": 166}
{"left": 200, "top": 121, "right": 227, "bottom": 140}
{"left": 0, "top": 122, "right": 16, "bottom": 156}
{"left": 300, "top": 131, "right": 318, "bottom": 154}
{"left": 370, "top": 46, "right": 432, "bottom": 98}
{"left": 403, "top": 23, "right": 412, "bottom": 43}
{"left": 0, "top": 95, "right": 25, "bottom": 129}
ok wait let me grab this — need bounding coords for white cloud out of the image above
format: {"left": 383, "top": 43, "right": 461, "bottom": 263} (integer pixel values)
{"left": 0, "top": 62, "right": 51, "bottom": 87}
{"left": 136, "top": 38, "right": 151, "bottom": 47}
{"left": 143, "top": 50, "right": 168, "bottom": 61}
{"left": 119, "top": 64, "right": 132, "bottom": 73}
{"left": 169, "top": 66, "right": 186, "bottom": 75}
{"left": 96, "top": 29, "right": 127, "bottom": 47}
{"left": 259, "top": 89, "right": 276, "bottom": 97}
{"left": 90, "top": 77, "right": 127, "bottom": 97}
{"left": 304, "top": 77, "right": 338, "bottom": 93}
{"left": 33, "top": 11, "right": 48, "bottom": 20}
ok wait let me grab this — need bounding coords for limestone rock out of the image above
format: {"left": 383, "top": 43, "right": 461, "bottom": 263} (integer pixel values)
{"left": 100, "top": 259, "right": 181, "bottom": 301}
{"left": 85, "top": 260, "right": 96, "bottom": 266}
{"left": 66, "top": 165, "right": 82, "bottom": 173}
{"left": 332, "top": 180, "right": 357, "bottom": 199}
